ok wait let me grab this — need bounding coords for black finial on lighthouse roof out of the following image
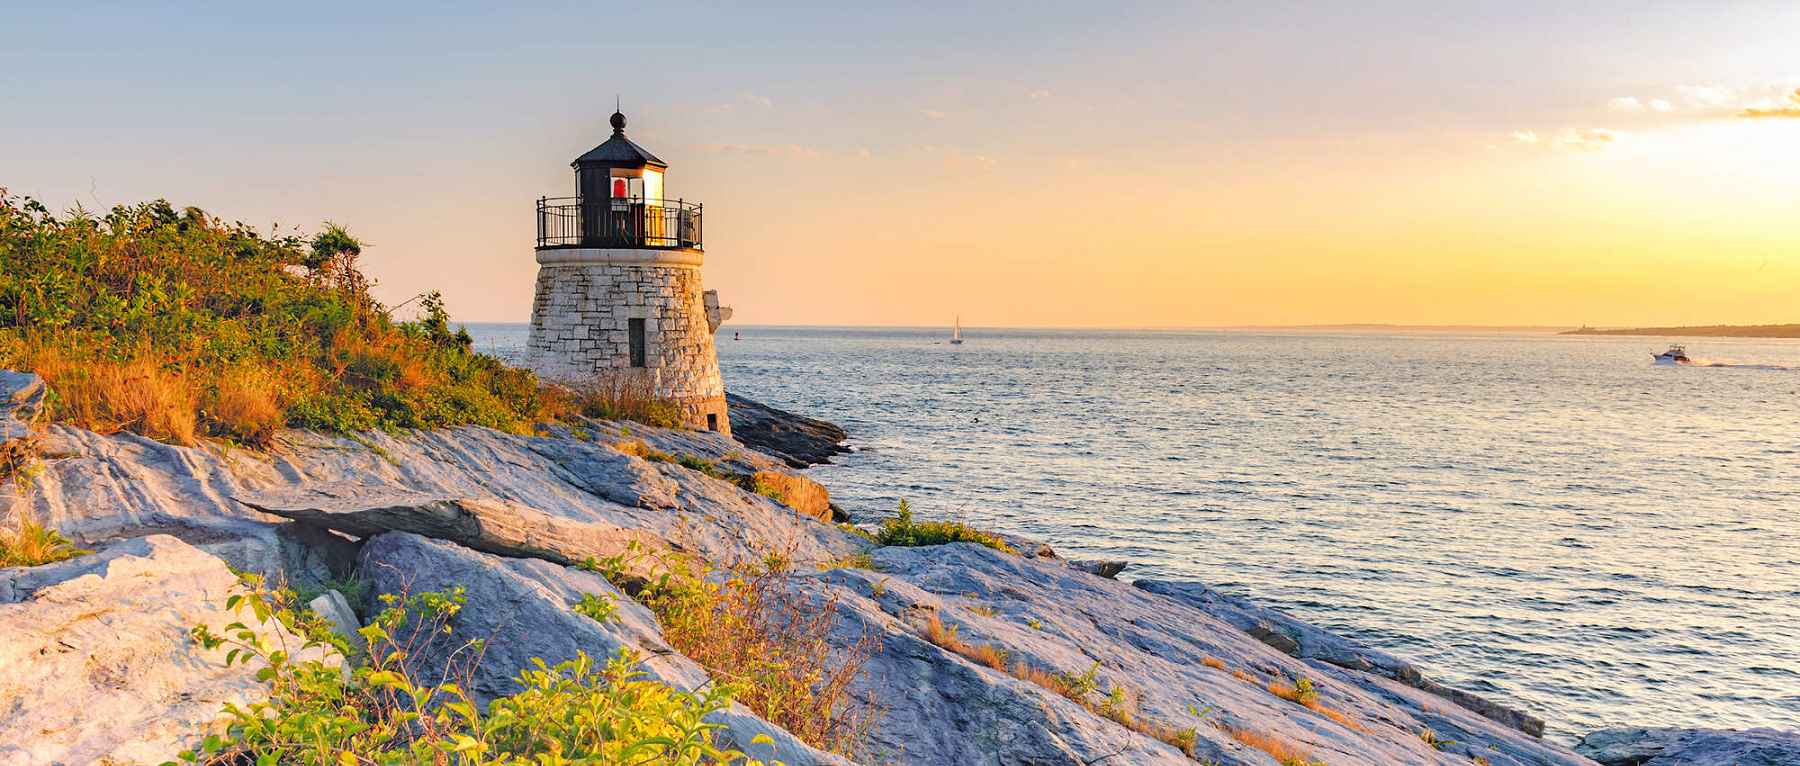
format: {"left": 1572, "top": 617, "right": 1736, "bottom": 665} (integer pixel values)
{"left": 574, "top": 106, "right": 665, "bottom": 170}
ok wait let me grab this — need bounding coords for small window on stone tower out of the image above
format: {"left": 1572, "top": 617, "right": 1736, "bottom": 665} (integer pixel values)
{"left": 707, "top": 413, "right": 718, "bottom": 432}
{"left": 628, "top": 318, "right": 646, "bottom": 368}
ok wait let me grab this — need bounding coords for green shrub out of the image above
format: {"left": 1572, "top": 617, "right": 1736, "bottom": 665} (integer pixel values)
{"left": 0, "top": 192, "right": 555, "bottom": 446}
{"left": 573, "top": 591, "right": 620, "bottom": 624}
{"left": 875, "top": 500, "right": 1016, "bottom": 555}
{"left": 170, "top": 578, "right": 772, "bottom": 765}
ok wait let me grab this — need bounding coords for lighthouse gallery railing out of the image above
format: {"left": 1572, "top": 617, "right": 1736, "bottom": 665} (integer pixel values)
{"left": 536, "top": 197, "right": 703, "bottom": 250}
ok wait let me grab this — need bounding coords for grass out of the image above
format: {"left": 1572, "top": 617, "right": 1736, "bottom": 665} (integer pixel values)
{"left": 611, "top": 438, "right": 674, "bottom": 462}
{"left": 1228, "top": 726, "right": 1324, "bottom": 766}
{"left": 1213, "top": 656, "right": 1367, "bottom": 735}
{"left": 0, "top": 194, "right": 555, "bottom": 447}
{"left": 817, "top": 552, "right": 875, "bottom": 571}
{"left": 876, "top": 499, "right": 1016, "bottom": 554}
{"left": 1267, "top": 675, "right": 1366, "bottom": 732}
{"left": 569, "top": 372, "right": 686, "bottom": 429}
{"left": 624, "top": 550, "right": 878, "bottom": 758}
{"left": 611, "top": 442, "right": 835, "bottom": 521}
{"left": 1419, "top": 727, "right": 1454, "bottom": 750}
{"left": 0, "top": 515, "right": 90, "bottom": 567}
{"left": 291, "top": 576, "right": 370, "bottom": 612}
{"left": 916, "top": 619, "right": 1209, "bottom": 761}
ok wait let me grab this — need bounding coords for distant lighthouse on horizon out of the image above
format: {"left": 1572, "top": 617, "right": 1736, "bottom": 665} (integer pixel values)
{"left": 525, "top": 108, "right": 732, "bottom": 435}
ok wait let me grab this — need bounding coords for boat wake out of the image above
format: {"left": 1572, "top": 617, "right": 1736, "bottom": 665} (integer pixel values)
{"left": 1691, "top": 359, "right": 1795, "bottom": 371}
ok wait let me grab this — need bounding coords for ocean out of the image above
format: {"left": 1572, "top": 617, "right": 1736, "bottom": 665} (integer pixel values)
{"left": 467, "top": 323, "right": 1800, "bottom": 742}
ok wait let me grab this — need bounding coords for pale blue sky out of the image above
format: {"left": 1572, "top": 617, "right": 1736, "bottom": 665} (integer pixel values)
{"left": 4, "top": 2, "right": 1796, "bottom": 325}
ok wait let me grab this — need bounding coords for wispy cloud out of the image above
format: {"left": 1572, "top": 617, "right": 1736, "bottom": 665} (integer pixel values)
{"left": 922, "top": 109, "right": 947, "bottom": 120}
{"left": 1606, "top": 79, "right": 1800, "bottom": 118}
{"left": 1511, "top": 128, "right": 1626, "bottom": 152}
{"left": 1606, "top": 96, "right": 1673, "bottom": 114}
{"left": 1028, "top": 89, "right": 1051, "bottom": 101}
{"left": 1738, "top": 88, "right": 1800, "bottom": 119}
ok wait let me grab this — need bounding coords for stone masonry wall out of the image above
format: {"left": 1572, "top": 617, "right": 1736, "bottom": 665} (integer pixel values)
{"left": 526, "top": 260, "right": 729, "bottom": 435}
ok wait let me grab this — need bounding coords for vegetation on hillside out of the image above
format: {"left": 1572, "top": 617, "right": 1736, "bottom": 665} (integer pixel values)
{"left": 0, "top": 191, "right": 553, "bottom": 446}
{"left": 1561, "top": 324, "right": 1800, "bottom": 338}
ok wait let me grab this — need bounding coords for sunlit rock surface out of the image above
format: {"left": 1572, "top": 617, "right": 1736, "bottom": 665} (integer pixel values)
{"left": 0, "top": 535, "right": 325, "bottom": 765}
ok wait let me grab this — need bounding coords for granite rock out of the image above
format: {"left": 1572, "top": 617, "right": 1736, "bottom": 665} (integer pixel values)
{"left": 359, "top": 531, "right": 850, "bottom": 766}
{"left": 0, "top": 535, "right": 326, "bottom": 765}
{"left": 725, "top": 393, "right": 850, "bottom": 467}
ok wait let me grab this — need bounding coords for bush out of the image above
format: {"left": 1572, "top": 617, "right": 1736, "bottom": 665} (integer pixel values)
{"left": 571, "top": 373, "right": 686, "bottom": 429}
{"left": 0, "top": 192, "right": 553, "bottom": 446}
{"left": 591, "top": 546, "right": 878, "bottom": 758}
{"left": 171, "top": 578, "right": 772, "bottom": 765}
{"left": 876, "top": 500, "right": 1015, "bottom": 554}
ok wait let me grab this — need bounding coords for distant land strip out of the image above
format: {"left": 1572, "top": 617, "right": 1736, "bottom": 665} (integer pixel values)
{"left": 1562, "top": 324, "right": 1800, "bottom": 338}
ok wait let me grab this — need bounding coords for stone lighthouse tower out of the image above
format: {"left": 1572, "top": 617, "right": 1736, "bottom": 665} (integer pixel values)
{"left": 526, "top": 109, "right": 731, "bottom": 434}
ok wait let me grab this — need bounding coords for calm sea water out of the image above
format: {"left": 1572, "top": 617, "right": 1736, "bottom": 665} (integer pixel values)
{"left": 468, "top": 323, "right": 1800, "bottom": 741}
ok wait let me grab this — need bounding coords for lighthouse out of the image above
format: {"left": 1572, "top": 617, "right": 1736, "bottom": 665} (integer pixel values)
{"left": 526, "top": 109, "right": 731, "bottom": 435}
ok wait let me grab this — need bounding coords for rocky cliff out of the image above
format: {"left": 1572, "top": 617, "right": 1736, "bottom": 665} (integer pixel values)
{"left": 2, "top": 371, "right": 1793, "bottom": 765}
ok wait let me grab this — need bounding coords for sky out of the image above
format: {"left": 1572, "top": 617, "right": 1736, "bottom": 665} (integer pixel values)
{"left": 2, "top": 1, "right": 1796, "bottom": 328}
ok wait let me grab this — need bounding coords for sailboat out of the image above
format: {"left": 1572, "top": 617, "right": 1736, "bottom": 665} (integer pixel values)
{"left": 950, "top": 315, "right": 964, "bottom": 345}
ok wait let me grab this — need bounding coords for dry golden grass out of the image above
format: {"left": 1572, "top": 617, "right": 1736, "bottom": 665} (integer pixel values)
{"left": 1231, "top": 668, "right": 1260, "bottom": 684}
{"left": 0, "top": 515, "right": 90, "bottom": 568}
{"left": 750, "top": 469, "right": 831, "bottom": 521}
{"left": 920, "top": 613, "right": 1011, "bottom": 671}
{"left": 1229, "top": 726, "right": 1321, "bottom": 766}
{"left": 26, "top": 348, "right": 199, "bottom": 446}
{"left": 203, "top": 365, "right": 287, "bottom": 445}
{"left": 1267, "top": 677, "right": 1368, "bottom": 733}
{"left": 570, "top": 372, "right": 686, "bottom": 429}
{"left": 1201, "top": 656, "right": 1227, "bottom": 670}
{"left": 610, "top": 439, "right": 654, "bottom": 459}
{"left": 1009, "top": 662, "right": 1078, "bottom": 699}
{"left": 641, "top": 555, "right": 879, "bottom": 757}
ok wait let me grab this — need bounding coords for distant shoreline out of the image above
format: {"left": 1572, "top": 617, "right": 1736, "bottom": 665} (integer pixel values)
{"left": 1561, "top": 324, "right": 1800, "bottom": 338}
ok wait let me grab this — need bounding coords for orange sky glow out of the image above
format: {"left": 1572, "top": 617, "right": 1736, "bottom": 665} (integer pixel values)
{"left": 3, "top": 4, "right": 1796, "bottom": 328}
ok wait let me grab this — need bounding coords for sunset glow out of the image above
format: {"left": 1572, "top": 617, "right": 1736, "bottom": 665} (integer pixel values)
{"left": 2, "top": 3, "right": 1795, "bottom": 328}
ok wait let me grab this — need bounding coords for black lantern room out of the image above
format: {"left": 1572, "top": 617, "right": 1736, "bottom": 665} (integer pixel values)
{"left": 536, "top": 110, "right": 702, "bottom": 250}
{"left": 573, "top": 110, "right": 667, "bottom": 203}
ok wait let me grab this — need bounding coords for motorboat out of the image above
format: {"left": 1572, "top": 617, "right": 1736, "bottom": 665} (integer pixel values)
{"left": 1652, "top": 344, "right": 1691, "bottom": 365}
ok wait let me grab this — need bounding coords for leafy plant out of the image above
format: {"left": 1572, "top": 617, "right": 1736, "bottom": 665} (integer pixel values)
{"left": 574, "top": 592, "right": 620, "bottom": 624}
{"left": 875, "top": 500, "right": 1016, "bottom": 555}
{"left": 168, "top": 578, "right": 770, "bottom": 765}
